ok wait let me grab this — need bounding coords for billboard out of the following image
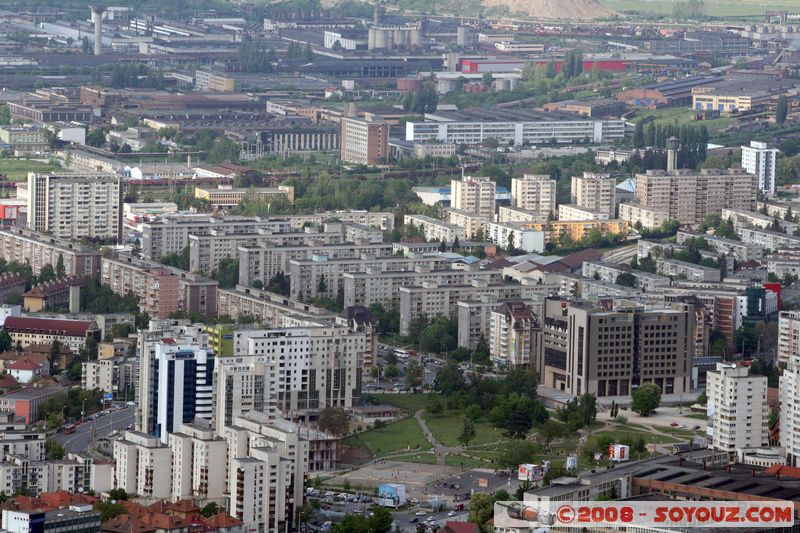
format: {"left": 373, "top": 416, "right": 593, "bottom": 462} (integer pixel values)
{"left": 378, "top": 483, "right": 406, "bottom": 508}
{"left": 608, "top": 444, "right": 630, "bottom": 462}
{"left": 518, "top": 464, "right": 541, "bottom": 481}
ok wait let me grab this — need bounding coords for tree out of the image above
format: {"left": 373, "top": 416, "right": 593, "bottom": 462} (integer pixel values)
{"left": 38, "top": 263, "right": 56, "bottom": 284}
{"left": 458, "top": 417, "right": 476, "bottom": 447}
{"left": 200, "top": 503, "right": 219, "bottom": 518}
{"left": 405, "top": 359, "right": 423, "bottom": 389}
{"left": 433, "top": 361, "right": 467, "bottom": 395}
{"left": 481, "top": 72, "right": 493, "bottom": 85}
{"left": 464, "top": 404, "right": 482, "bottom": 421}
{"left": 86, "top": 128, "right": 106, "bottom": 147}
{"left": 631, "top": 383, "right": 662, "bottom": 416}
{"left": 615, "top": 272, "right": 637, "bottom": 287}
{"left": 698, "top": 389, "right": 707, "bottom": 405}
{"left": 538, "top": 420, "right": 566, "bottom": 451}
{"left": 776, "top": 95, "right": 788, "bottom": 126}
{"left": 633, "top": 122, "right": 644, "bottom": 149}
{"left": 490, "top": 394, "right": 547, "bottom": 438}
{"left": 402, "top": 82, "right": 438, "bottom": 114}
{"left": 0, "top": 331, "right": 11, "bottom": 352}
{"left": 426, "top": 395, "right": 444, "bottom": 415}
{"left": 95, "top": 502, "right": 128, "bottom": 522}
{"left": 497, "top": 439, "right": 539, "bottom": 470}
{"left": 108, "top": 488, "right": 128, "bottom": 500}
{"left": 317, "top": 406, "right": 349, "bottom": 436}
{"left": 368, "top": 507, "right": 393, "bottom": 533}
{"left": 467, "top": 493, "right": 494, "bottom": 526}
{"left": 81, "top": 36, "right": 91, "bottom": 53}
{"left": 49, "top": 340, "right": 63, "bottom": 370}
{"left": 56, "top": 253, "right": 66, "bottom": 278}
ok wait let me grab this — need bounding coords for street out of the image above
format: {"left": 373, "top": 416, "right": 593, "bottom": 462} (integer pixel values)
{"left": 52, "top": 405, "right": 135, "bottom": 453}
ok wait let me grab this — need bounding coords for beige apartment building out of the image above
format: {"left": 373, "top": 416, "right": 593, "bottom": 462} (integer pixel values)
{"left": 403, "top": 214, "right": 466, "bottom": 243}
{"left": 451, "top": 176, "right": 496, "bottom": 217}
{"left": 168, "top": 422, "right": 228, "bottom": 502}
{"left": 194, "top": 185, "right": 295, "bottom": 209}
{"left": 571, "top": 172, "right": 616, "bottom": 218}
{"left": 489, "top": 301, "right": 537, "bottom": 368}
{"left": 27, "top": 173, "right": 123, "bottom": 241}
{"left": 511, "top": 174, "right": 556, "bottom": 216}
{"left": 340, "top": 117, "right": 389, "bottom": 165}
{"left": 446, "top": 208, "right": 489, "bottom": 240}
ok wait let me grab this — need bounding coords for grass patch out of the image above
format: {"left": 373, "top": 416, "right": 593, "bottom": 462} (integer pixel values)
{"left": 0, "top": 158, "right": 63, "bottom": 181}
{"left": 367, "top": 393, "right": 428, "bottom": 413}
{"left": 629, "top": 107, "right": 734, "bottom": 134}
{"left": 424, "top": 413, "right": 506, "bottom": 447}
{"left": 444, "top": 454, "right": 489, "bottom": 468}
{"left": 344, "top": 416, "right": 431, "bottom": 458}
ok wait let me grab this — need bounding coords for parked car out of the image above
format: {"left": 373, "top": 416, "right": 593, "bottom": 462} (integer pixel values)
{"left": 415, "top": 511, "right": 427, "bottom": 516}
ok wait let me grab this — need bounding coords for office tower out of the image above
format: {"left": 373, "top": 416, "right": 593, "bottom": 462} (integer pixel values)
{"left": 27, "top": 173, "right": 123, "bottom": 241}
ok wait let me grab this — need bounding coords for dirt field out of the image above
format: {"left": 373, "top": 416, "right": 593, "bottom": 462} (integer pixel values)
{"left": 327, "top": 460, "right": 460, "bottom": 498}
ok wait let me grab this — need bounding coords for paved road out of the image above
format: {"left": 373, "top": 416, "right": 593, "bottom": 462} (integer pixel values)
{"left": 53, "top": 406, "right": 134, "bottom": 453}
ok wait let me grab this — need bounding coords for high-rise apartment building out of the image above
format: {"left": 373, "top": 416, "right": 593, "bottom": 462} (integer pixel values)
{"left": 623, "top": 168, "right": 757, "bottom": 226}
{"left": 741, "top": 141, "right": 779, "bottom": 196}
{"left": 779, "top": 310, "right": 800, "bottom": 367}
{"left": 511, "top": 174, "right": 556, "bottom": 216}
{"left": 168, "top": 421, "right": 227, "bottom": 502}
{"left": 113, "top": 431, "right": 173, "bottom": 499}
{"left": 489, "top": 301, "right": 537, "bottom": 367}
{"left": 706, "top": 363, "right": 768, "bottom": 456}
{"left": 450, "top": 176, "right": 496, "bottom": 217}
{"left": 570, "top": 172, "right": 616, "bottom": 218}
{"left": 539, "top": 297, "right": 694, "bottom": 398}
{"left": 27, "top": 173, "right": 123, "bottom": 241}
{"left": 340, "top": 117, "right": 388, "bottom": 165}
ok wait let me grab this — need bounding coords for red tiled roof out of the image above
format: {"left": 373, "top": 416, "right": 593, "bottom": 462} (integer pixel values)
{"left": 0, "top": 374, "right": 18, "bottom": 388}
{"left": 9, "top": 360, "right": 42, "bottom": 371}
{"left": 443, "top": 521, "right": 480, "bottom": 533}
{"left": 102, "top": 515, "right": 157, "bottom": 533}
{"left": 202, "top": 513, "right": 243, "bottom": 529}
{"left": 765, "top": 464, "right": 800, "bottom": 479}
{"left": 4, "top": 317, "right": 92, "bottom": 337}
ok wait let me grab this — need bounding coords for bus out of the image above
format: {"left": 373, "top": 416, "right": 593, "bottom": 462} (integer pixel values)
{"left": 394, "top": 348, "right": 410, "bottom": 361}
{"left": 63, "top": 424, "right": 76, "bottom": 434}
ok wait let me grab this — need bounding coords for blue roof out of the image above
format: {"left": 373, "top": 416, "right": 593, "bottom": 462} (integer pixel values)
{"left": 616, "top": 177, "right": 636, "bottom": 193}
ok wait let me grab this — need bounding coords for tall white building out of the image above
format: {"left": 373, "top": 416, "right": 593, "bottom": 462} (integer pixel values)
{"left": 112, "top": 431, "right": 173, "bottom": 499}
{"left": 510, "top": 174, "right": 556, "bottom": 216}
{"left": 779, "top": 310, "right": 800, "bottom": 367}
{"left": 168, "top": 421, "right": 227, "bottom": 502}
{"left": 27, "top": 173, "right": 123, "bottom": 241}
{"left": 450, "top": 176, "right": 496, "bottom": 217}
{"left": 741, "top": 141, "right": 779, "bottom": 196}
{"left": 489, "top": 301, "right": 537, "bottom": 367}
{"left": 706, "top": 363, "right": 768, "bottom": 456}
{"left": 570, "top": 172, "right": 616, "bottom": 218}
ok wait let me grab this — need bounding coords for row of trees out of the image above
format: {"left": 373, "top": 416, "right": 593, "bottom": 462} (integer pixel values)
{"left": 237, "top": 38, "right": 276, "bottom": 72}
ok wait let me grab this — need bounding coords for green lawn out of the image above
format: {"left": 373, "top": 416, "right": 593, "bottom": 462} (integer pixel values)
{"left": 0, "top": 158, "right": 63, "bottom": 181}
{"left": 391, "top": 452, "right": 438, "bottom": 464}
{"left": 629, "top": 107, "right": 734, "bottom": 134}
{"left": 367, "top": 393, "right": 428, "bottom": 412}
{"left": 444, "top": 454, "right": 490, "bottom": 468}
{"left": 344, "top": 416, "right": 432, "bottom": 458}
{"left": 600, "top": 0, "right": 798, "bottom": 17}
{"left": 424, "top": 413, "right": 506, "bottom": 447}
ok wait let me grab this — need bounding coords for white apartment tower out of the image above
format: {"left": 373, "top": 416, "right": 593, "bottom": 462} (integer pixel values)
{"left": 741, "top": 141, "right": 779, "bottom": 196}
{"left": 510, "top": 174, "right": 556, "bottom": 216}
{"left": 168, "top": 422, "right": 227, "bottom": 502}
{"left": 27, "top": 172, "right": 123, "bottom": 241}
{"left": 450, "top": 176, "right": 496, "bottom": 217}
{"left": 489, "top": 301, "right": 537, "bottom": 367}
{"left": 706, "top": 363, "right": 768, "bottom": 455}
{"left": 570, "top": 172, "right": 616, "bottom": 218}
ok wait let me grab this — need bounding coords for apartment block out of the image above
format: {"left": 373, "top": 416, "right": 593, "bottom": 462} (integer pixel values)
{"left": 676, "top": 231, "right": 763, "bottom": 262}
{"left": 450, "top": 176, "right": 496, "bottom": 217}
{"left": 766, "top": 251, "right": 800, "bottom": 279}
{"left": 27, "top": 173, "right": 123, "bottom": 241}
{"left": 237, "top": 241, "right": 393, "bottom": 289}
{"left": 618, "top": 203, "right": 669, "bottom": 230}
{"left": 343, "top": 265, "right": 502, "bottom": 310}
{"left": 168, "top": 422, "right": 227, "bottom": 502}
{"left": 457, "top": 298, "right": 544, "bottom": 353}
{"left": 519, "top": 220, "right": 629, "bottom": 245}
{"left": 101, "top": 254, "right": 217, "bottom": 318}
{"left": 340, "top": 117, "right": 388, "bottom": 165}
{"left": 0, "top": 229, "right": 102, "bottom": 278}
{"left": 81, "top": 356, "right": 136, "bottom": 396}
{"left": 721, "top": 208, "right": 799, "bottom": 234}
{"left": 292, "top": 254, "right": 454, "bottom": 302}
{"left": 779, "top": 311, "right": 800, "bottom": 367}
{"left": 217, "top": 286, "right": 335, "bottom": 326}
{"left": 4, "top": 317, "right": 96, "bottom": 354}
{"left": 281, "top": 211, "right": 394, "bottom": 232}
{"left": 403, "top": 215, "right": 466, "bottom": 243}
{"left": 399, "top": 282, "right": 546, "bottom": 336}
{"left": 581, "top": 261, "right": 670, "bottom": 292}
{"left": 230, "top": 326, "right": 365, "bottom": 416}
{"left": 539, "top": 297, "right": 694, "bottom": 397}
{"left": 113, "top": 431, "right": 173, "bottom": 499}
{"left": 706, "top": 363, "right": 768, "bottom": 455}
{"left": 511, "top": 174, "right": 556, "bottom": 215}
{"left": 571, "top": 172, "right": 616, "bottom": 218}
{"left": 737, "top": 226, "right": 800, "bottom": 250}
{"left": 446, "top": 208, "right": 490, "bottom": 240}
{"left": 140, "top": 215, "right": 292, "bottom": 261}
{"left": 489, "top": 301, "right": 537, "bottom": 367}
{"left": 623, "top": 168, "right": 757, "bottom": 226}
{"left": 558, "top": 204, "right": 611, "bottom": 221}
{"left": 741, "top": 141, "right": 779, "bottom": 196}
{"left": 780, "top": 325, "right": 800, "bottom": 465}
{"left": 486, "top": 222, "right": 545, "bottom": 253}
{"left": 656, "top": 258, "right": 721, "bottom": 282}
{"left": 498, "top": 206, "right": 549, "bottom": 224}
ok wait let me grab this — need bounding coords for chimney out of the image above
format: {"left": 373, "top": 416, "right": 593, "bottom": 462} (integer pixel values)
{"left": 666, "top": 136, "right": 679, "bottom": 171}
{"left": 91, "top": 6, "right": 106, "bottom": 56}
